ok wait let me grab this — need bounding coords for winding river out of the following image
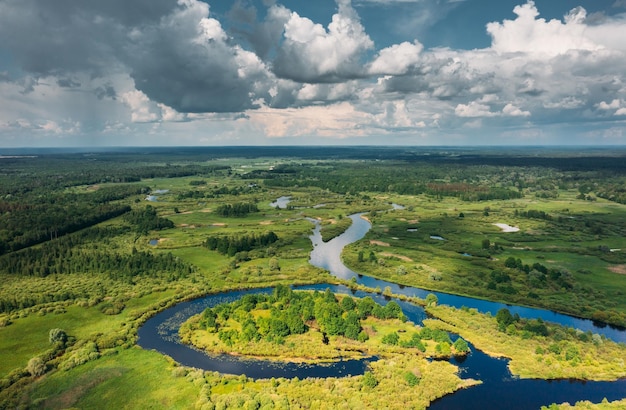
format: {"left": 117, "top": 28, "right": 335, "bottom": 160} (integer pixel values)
{"left": 138, "top": 209, "right": 626, "bottom": 409}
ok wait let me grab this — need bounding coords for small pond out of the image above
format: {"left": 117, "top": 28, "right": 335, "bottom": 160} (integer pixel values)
{"left": 269, "top": 196, "right": 291, "bottom": 209}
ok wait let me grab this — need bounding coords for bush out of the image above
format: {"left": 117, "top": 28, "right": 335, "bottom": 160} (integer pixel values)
{"left": 362, "top": 371, "right": 378, "bottom": 388}
{"left": 404, "top": 371, "right": 420, "bottom": 386}
{"left": 381, "top": 332, "right": 399, "bottom": 345}
{"left": 49, "top": 328, "right": 67, "bottom": 345}
{"left": 27, "top": 357, "right": 46, "bottom": 377}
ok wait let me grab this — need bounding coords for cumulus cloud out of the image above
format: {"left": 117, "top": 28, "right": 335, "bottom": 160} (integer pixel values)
{"left": 487, "top": 2, "right": 602, "bottom": 56}
{"left": 597, "top": 99, "right": 622, "bottom": 110}
{"left": 455, "top": 102, "right": 498, "bottom": 118}
{"left": 368, "top": 41, "right": 424, "bottom": 75}
{"left": 272, "top": 0, "right": 374, "bottom": 82}
{"left": 0, "top": 0, "right": 274, "bottom": 115}
{"left": 597, "top": 99, "right": 626, "bottom": 116}
{"left": 502, "top": 103, "right": 531, "bottom": 117}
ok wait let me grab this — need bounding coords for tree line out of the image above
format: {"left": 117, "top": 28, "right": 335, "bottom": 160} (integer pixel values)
{"left": 215, "top": 202, "right": 259, "bottom": 217}
{"left": 204, "top": 231, "right": 278, "bottom": 256}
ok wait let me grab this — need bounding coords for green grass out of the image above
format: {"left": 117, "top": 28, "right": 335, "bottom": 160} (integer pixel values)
{"left": 25, "top": 348, "right": 201, "bottom": 409}
{"left": 0, "top": 289, "right": 178, "bottom": 378}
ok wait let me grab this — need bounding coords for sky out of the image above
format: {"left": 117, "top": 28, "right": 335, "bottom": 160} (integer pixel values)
{"left": 1, "top": 0, "right": 626, "bottom": 147}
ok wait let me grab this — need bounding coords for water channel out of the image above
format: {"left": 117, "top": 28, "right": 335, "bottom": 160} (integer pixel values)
{"left": 138, "top": 206, "right": 626, "bottom": 408}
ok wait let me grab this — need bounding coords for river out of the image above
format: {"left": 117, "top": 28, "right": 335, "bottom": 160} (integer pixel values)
{"left": 138, "top": 208, "right": 626, "bottom": 408}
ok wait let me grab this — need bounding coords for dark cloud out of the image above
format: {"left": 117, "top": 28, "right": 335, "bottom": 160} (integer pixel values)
{"left": 230, "top": 4, "right": 290, "bottom": 60}
{"left": 228, "top": 0, "right": 258, "bottom": 26}
{"left": 95, "top": 84, "right": 117, "bottom": 100}
{"left": 57, "top": 78, "right": 81, "bottom": 88}
{"left": 124, "top": 2, "right": 270, "bottom": 113}
{"left": 0, "top": 0, "right": 176, "bottom": 76}
{"left": 0, "top": 0, "right": 272, "bottom": 113}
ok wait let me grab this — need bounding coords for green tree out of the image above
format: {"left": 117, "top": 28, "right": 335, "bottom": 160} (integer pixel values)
{"left": 496, "top": 308, "right": 515, "bottom": 331}
{"left": 268, "top": 318, "right": 290, "bottom": 338}
{"left": 285, "top": 310, "right": 307, "bottom": 335}
{"left": 435, "top": 341, "right": 451, "bottom": 355}
{"left": 49, "top": 328, "right": 67, "bottom": 345}
{"left": 344, "top": 311, "right": 361, "bottom": 340}
{"left": 381, "top": 332, "right": 399, "bottom": 345}
{"left": 453, "top": 337, "right": 470, "bottom": 354}
{"left": 201, "top": 308, "right": 218, "bottom": 330}
{"left": 241, "top": 318, "right": 261, "bottom": 342}
{"left": 269, "top": 257, "right": 280, "bottom": 271}
{"left": 340, "top": 296, "right": 356, "bottom": 312}
{"left": 357, "top": 296, "right": 376, "bottom": 318}
{"left": 383, "top": 301, "right": 404, "bottom": 320}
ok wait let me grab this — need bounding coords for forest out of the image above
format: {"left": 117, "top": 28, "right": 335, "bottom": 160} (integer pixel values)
{"left": 0, "top": 146, "right": 625, "bottom": 409}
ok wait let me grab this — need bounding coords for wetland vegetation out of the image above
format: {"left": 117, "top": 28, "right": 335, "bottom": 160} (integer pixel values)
{"left": 0, "top": 146, "right": 625, "bottom": 409}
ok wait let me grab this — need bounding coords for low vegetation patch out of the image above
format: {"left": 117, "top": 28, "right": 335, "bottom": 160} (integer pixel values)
{"left": 424, "top": 305, "right": 626, "bottom": 381}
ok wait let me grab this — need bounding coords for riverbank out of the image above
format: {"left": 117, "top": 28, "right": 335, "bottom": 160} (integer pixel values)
{"left": 425, "top": 304, "right": 626, "bottom": 381}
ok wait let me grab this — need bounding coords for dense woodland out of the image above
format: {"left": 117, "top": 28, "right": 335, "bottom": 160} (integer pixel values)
{"left": 204, "top": 231, "right": 279, "bottom": 256}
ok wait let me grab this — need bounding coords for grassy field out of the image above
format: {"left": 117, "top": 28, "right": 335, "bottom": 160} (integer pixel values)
{"left": 22, "top": 348, "right": 202, "bottom": 409}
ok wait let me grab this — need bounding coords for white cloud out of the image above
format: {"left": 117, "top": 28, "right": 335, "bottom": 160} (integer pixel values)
{"left": 272, "top": 0, "right": 374, "bottom": 82}
{"left": 597, "top": 99, "right": 622, "bottom": 110}
{"left": 543, "top": 97, "right": 584, "bottom": 109}
{"left": 455, "top": 102, "right": 498, "bottom": 118}
{"left": 596, "top": 99, "right": 626, "bottom": 116}
{"left": 121, "top": 90, "right": 160, "bottom": 123}
{"left": 487, "top": 1, "right": 602, "bottom": 56}
{"left": 374, "top": 100, "right": 417, "bottom": 128}
{"left": 502, "top": 103, "right": 531, "bottom": 117}
{"left": 368, "top": 41, "right": 423, "bottom": 75}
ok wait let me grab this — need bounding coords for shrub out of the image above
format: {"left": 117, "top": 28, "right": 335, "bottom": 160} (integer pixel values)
{"left": 49, "top": 328, "right": 67, "bottom": 345}
{"left": 404, "top": 371, "right": 420, "bottom": 386}
{"left": 381, "top": 332, "right": 399, "bottom": 345}
{"left": 362, "top": 371, "right": 378, "bottom": 388}
{"left": 27, "top": 357, "right": 46, "bottom": 377}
